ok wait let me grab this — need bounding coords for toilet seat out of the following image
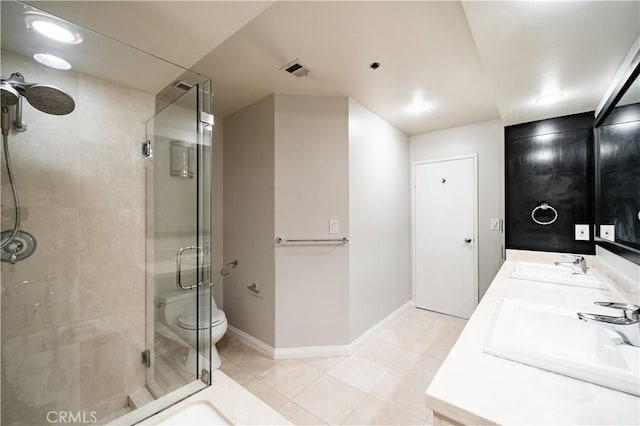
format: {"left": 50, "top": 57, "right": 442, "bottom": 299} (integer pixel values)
{"left": 177, "top": 309, "right": 226, "bottom": 331}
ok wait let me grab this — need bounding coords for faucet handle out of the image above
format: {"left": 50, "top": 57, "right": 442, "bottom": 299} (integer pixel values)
{"left": 560, "top": 254, "right": 586, "bottom": 265}
{"left": 561, "top": 254, "right": 585, "bottom": 264}
{"left": 594, "top": 302, "right": 640, "bottom": 311}
{"left": 594, "top": 302, "right": 640, "bottom": 320}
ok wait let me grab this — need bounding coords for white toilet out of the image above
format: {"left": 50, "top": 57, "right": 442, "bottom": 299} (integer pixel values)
{"left": 156, "top": 289, "right": 227, "bottom": 372}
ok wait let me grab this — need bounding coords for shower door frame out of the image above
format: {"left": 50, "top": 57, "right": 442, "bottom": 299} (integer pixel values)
{"left": 136, "top": 77, "right": 213, "bottom": 423}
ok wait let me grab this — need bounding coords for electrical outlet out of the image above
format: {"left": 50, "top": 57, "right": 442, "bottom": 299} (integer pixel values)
{"left": 575, "top": 224, "right": 590, "bottom": 241}
{"left": 490, "top": 218, "right": 501, "bottom": 231}
{"left": 600, "top": 225, "right": 615, "bottom": 242}
{"left": 329, "top": 219, "right": 339, "bottom": 234}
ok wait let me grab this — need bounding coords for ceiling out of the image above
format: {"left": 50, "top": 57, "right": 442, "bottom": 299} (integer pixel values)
{"left": 462, "top": 1, "right": 640, "bottom": 126}
{"left": 191, "top": 1, "right": 501, "bottom": 135}
{"left": 14, "top": 1, "right": 640, "bottom": 135}
{"left": 2, "top": 1, "right": 200, "bottom": 95}
{"left": 191, "top": 0, "right": 639, "bottom": 134}
{"left": 26, "top": 1, "right": 273, "bottom": 69}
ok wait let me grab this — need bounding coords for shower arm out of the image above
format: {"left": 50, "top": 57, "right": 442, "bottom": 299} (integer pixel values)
{"left": 13, "top": 97, "right": 27, "bottom": 132}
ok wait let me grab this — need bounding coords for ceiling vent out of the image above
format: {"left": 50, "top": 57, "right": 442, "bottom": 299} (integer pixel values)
{"left": 173, "top": 80, "right": 195, "bottom": 91}
{"left": 281, "top": 59, "right": 311, "bottom": 78}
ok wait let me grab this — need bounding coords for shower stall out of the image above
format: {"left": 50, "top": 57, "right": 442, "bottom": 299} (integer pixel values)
{"left": 0, "top": 2, "right": 216, "bottom": 424}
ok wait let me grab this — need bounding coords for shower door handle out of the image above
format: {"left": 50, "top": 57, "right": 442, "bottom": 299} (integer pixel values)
{"left": 176, "top": 246, "right": 202, "bottom": 290}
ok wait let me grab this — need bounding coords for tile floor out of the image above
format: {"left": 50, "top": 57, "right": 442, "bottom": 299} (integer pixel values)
{"left": 216, "top": 308, "right": 467, "bottom": 425}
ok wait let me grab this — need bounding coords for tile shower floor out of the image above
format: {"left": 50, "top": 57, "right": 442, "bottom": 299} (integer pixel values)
{"left": 216, "top": 308, "right": 466, "bottom": 425}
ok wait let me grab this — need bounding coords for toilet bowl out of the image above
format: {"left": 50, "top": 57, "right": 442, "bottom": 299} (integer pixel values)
{"left": 156, "top": 289, "right": 227, "bottom": 372}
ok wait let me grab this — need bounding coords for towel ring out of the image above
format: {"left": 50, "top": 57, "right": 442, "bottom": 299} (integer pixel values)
{"left": 531, "top": 203, "right": 558, "bottom": 225}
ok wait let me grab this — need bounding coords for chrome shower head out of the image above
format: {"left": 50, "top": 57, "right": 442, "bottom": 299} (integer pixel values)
{"left": 3, "top": 73, "right": 75, "bottom": 116}
{"left": 1, "top": 82, "right": 19, "bottom": 107}
{"left": 24, "top": 84, "right": 75, "bottom": 115}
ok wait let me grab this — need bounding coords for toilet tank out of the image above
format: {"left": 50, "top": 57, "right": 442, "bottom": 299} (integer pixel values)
{"left": 155, "top": 289, "right": 197, "bottom": 306}
{"left": 156, "top": 289, "right": 196, "bottom": 323}
{"left": 155, "top": 289, "right": 219, "bottom": 323}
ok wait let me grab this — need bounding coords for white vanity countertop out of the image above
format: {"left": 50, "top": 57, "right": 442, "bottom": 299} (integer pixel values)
{"left": 426, "top": 250, "right": 640, "bottom": 425}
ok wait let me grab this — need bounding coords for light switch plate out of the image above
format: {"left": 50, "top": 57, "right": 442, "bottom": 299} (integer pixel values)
{"left": 600, "top": 225, "right": 615, "bottom": 242}
{"left": 575, "top": 224, "right": 589, "bottom": 241}
{"left": 490, "top": 218, "right": 501, "bottom": 231}
{"left": 329, "top": 219, "right": 339, "bottom": 234}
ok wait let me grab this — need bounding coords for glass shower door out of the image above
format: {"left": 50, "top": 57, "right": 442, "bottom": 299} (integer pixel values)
{"left": 144, "top": 80, "right": 212, "bottom": 402}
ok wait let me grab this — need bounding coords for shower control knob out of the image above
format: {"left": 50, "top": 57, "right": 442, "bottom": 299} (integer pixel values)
{"left": 464, "top": 238, "right": 472, "bottom": 243}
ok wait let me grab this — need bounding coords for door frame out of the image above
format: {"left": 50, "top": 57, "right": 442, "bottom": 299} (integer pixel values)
{"left": 411, "top": 154, "right": 479, "bottom": 316}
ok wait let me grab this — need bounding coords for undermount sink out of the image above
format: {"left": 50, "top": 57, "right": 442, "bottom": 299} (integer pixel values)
{"left": 510, "top": 261, "right": 609, "bottom": 289}
{"left": 484, "top": 299, "right": 640, "bottom": 396}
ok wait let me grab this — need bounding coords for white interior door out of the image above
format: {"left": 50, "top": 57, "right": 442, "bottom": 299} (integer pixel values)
{"left": 414, "top": 156, "right": 477, "bottom": 318}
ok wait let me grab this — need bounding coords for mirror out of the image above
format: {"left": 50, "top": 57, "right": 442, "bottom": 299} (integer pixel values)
{"left": 595, "top": 42, "right": 640, "bottom": 264}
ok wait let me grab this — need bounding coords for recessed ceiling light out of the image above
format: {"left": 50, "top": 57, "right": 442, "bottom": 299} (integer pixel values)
{"left": 407, "top": 89, "right": 433, "bottom": 114}
{"left": 25, "top": 13, "right": 83, "bottom": 44}
{"left": 535, "top": 93, "right": 564, "bottom": 105}
{"left": 407, "top": 101, "right": 431, "bottom": 114}
{"left": 33, "top": 53, "right": 72, "bottom": 70}
{"left": 32, "top": 20, "right": 75, "bottom": 43}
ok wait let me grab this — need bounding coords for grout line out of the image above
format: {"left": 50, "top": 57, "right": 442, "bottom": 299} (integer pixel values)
{"left": 287, "top": 370, "right": 326, "bottom": 400}
{"left": 220, "top": 357, "right": 258, "bottom": 385}
{"left": 225, "top": 340, "right": 327, "bottom": 406}
{"left": 243, "top": 377, "right": 290, "bottom": 411}
{"left": 257, "top": 359, "right": 325, "bottom": 400}
{"left": 222, "top": 308, "right": 464, "bottom": 426}
{"left": 337, "top": 390, "right": 369, "bottom": 425}
{"left": 278, "top": 399, "right": 328, "bottom": 426}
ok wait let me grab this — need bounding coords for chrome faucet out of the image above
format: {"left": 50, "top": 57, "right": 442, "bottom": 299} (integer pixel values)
{"left": 554, "top": 255, "right": 587, "bottom": 275}
{"left": 577, "top": 302, "right": 640, "bottom": 347}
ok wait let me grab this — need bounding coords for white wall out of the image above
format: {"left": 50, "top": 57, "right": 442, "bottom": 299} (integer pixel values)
{"left": 222, "top": 94, "right": 417, "bottom": 350}
{"left": 222, "top": 95, "right": 276, "bottom": 346}
{"left": 410, "top": 120, "right": 505, "bottom": 299}
{"left": 274, "top": 95, "right": 350, "bottom": 347}
{"left": 348, "top": 99, "right": 411, "bottom": 340}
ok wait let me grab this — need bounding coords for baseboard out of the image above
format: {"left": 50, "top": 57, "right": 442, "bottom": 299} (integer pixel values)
{"left": 349, "top": 300, "right": 414, "bottom": 352}
{"left": 273, "top": 345, "right": 350, "bottom": 359}
{"left": 227, "top": 300, "right": 414, "bottom": 360}
{"left": 226, "top": 326, "right": 275, "bottom": 358}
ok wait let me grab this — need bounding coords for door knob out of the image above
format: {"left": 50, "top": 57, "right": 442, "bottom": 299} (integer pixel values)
{"left": 464, "top": 238, "right": 472, "bottom": 243}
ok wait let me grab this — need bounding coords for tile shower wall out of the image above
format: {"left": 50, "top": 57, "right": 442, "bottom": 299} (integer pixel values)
{"left": 0, "top": 50, "right": 154, "bottom": 425}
